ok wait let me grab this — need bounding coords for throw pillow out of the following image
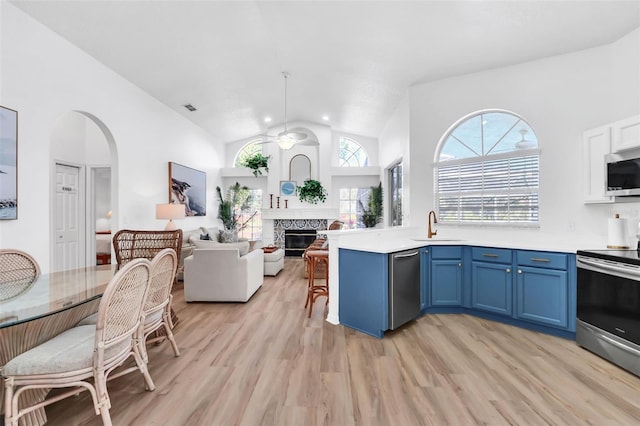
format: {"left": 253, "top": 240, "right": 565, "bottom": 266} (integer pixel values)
{"left": 199, "top": 233, "right": 210, "bottom": 240}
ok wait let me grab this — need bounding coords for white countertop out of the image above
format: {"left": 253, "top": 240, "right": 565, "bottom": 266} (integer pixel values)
{"left": 332, "top": 227, "right": 608, "bottom": 254}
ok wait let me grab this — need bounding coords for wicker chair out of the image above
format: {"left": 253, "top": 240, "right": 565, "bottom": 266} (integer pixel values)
{"left": 112, "top": 229, "right": 183, "bottom": 330}
{"left": 0, "top": 249, "right": 41, "bottom": 302}
{"left": 112, "top": 229, "right": 183, "bottom": 271}
{"left": 2, "top": 259, "right": 155, "bottom": 426}
{"left": 77, "top": 249, "right": 181, "bottom": 362}
{"left": 141, "top": 249, "right": 180, "bottom": 361}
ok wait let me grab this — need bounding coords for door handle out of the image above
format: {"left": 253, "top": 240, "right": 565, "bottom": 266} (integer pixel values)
{"left": 394, "top": 251, "right": 419, "bottom": 259}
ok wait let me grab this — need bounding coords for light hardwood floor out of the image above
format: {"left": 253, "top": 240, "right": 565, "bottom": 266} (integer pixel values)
{"left": 44, "top": 258, "right": 640, "bottom": 425}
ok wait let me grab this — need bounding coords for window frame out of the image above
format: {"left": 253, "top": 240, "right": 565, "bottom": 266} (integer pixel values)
{"left": 434, "top": 109, "right": 540, "bottom": 227}
{"left": 388, "top": 160, "right": 403, "bottom": 227}
{"left": 234, "top": 139, "right": 264, "bottom": 168}
{"left": 339, "top": 137, "right": 369, "bottom": 167}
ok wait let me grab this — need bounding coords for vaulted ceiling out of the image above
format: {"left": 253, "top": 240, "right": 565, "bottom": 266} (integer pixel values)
{"left": 11, "top": 1, "right": 640, "bottom": 143}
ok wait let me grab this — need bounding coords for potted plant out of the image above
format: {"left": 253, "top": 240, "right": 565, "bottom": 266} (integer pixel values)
{"left": 359, "top": 182, "right": 383, "bottom": 228}
{"left": 241, "top": 152, "right": 271, "bottom": 176}
{"left": 216, "top": 182, "right": 257, "bottom": 241}
{"left": 297, "top": 179, "right": 327, "bottom": 204}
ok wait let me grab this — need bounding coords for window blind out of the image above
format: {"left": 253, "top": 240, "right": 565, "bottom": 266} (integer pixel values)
{"left": 436, "top": 154, "right": 539, "bottom": 224}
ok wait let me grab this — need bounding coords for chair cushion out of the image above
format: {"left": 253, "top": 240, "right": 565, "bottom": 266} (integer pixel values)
{"left": 78, "top": 310, "right": 162, "bottom": 327}
{"left": 192, "top": 239, "right": 250, "bottom": 256}
{"left": 144, "top": 309, "right": 163, "bottom": 325}
{"left": 3, "top": 325, "right": 130, "bottom": 376}
{"left": 76, "top": 312, "right": 98, "bottom": 326}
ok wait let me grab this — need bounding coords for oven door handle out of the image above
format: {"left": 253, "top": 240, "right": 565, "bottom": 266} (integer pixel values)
{"left": 577, "top": 256, "right": 640, "bottom": 279}
{"left": 599, "top": 334, "right": 640, "bottom": 356}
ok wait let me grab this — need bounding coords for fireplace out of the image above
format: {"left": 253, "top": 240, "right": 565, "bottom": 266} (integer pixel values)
{"left": 273, "top": 219, "right": 328, "bottom": 256}
{"left": 284, "top": 230, "right": 317, "bottom": 257}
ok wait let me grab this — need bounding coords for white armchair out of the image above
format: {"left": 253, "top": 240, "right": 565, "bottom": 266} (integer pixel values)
{"left": 183, "top": 247, "right": 264, "bottom": 302}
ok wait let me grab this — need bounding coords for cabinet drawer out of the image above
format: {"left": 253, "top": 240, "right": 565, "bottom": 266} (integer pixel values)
{"left": 430, "top": 246, "right": 463, "bottom": 259}
{"left": 472, "top": 247, "right": 512, "bottom": 264}
{"left": 516, "top": 250, "right": 567, "bottom": 270}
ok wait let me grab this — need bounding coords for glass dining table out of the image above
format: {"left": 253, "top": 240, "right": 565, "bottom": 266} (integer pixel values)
{"left": 0, "top": 264, "right": 117, "bottom": 426}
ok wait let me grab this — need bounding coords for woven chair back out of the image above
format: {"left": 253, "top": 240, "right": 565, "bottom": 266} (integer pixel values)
{"left": 0, "top": 249, "right": 41, "bottom": 302}
{"left": 145, "top": 248, "right": 177, "bottom": 313}
{"left": 112, "top": 229, "right": 183, "bottom": 268}
{"left": 96, "top": 258, "right": 151, "bottom": 345}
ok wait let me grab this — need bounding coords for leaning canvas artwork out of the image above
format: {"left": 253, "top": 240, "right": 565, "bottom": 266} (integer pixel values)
{"left": 0, "top": 106, "right": 18, "bottom": 220}
{"left": 168, "top": 162, "right": 206, "bottom": 216}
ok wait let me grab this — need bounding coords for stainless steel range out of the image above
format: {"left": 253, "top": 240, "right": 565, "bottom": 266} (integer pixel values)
{"left": 576, "top": 249, "right": 640, "bottom": 377}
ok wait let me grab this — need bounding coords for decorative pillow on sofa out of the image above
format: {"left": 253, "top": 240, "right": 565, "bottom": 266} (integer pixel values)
{"left": 192, "top": 239, "right": 250, "bottom": 256}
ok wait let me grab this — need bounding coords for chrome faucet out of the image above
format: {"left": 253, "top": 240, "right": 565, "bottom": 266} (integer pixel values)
{"left": 428, "top": 210, "right": 438, "bottom": 238}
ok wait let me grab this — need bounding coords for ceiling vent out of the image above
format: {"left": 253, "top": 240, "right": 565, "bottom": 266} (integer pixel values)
{"left": 183, "top": 104, "right": 197, "bottom": 112}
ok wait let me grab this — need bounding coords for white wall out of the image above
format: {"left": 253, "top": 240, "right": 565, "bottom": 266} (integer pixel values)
{"left": 0, "top": 3, "right": 225, "bottom": 272}
{"left": 378, "top": 92, "right": 410, "bottom": 226}
{"left": 407, "top": 28, "right": 640, "bottom": 246}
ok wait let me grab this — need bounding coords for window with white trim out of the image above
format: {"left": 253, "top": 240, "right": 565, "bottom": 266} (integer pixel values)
{"left": 234, "top": 139, "right": 263, "bottom": 168}
{"left": 339, "top": 187, "right": 371, "bottom": 229}
{"left": 389, "top": 161, "right": 403, "bottom": 226}
{"left": 339, "top": 137, "right": 369, "bottom": 167}
{"left": 237, "top": 189, "right": 263, "bottom": 241}
{"left": 435, "top": 110, "right": 539, "bottom": 225}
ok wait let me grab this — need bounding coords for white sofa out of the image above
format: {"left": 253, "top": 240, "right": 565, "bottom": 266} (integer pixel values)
{"left": 183, "top": 245, "right": 264, "bottom": 302}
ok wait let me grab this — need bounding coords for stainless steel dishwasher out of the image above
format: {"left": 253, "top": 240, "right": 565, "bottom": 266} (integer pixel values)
{"left": 388, "top": 248, "right": 421, "bottom": 330}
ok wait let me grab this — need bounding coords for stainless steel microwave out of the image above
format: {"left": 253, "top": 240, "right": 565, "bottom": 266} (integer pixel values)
{"left": 606, "top": 149, "right": 640, "bottom": 196}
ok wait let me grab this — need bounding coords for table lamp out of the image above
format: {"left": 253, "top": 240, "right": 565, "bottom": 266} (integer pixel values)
{"left": 156, "top": 203, "right": 185, "bottom": 230}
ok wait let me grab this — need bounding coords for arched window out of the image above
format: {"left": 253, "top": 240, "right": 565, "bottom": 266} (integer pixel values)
{"left": 435, "top": 110, "right": 539, "bottom": 225}
{"left": 339, "top": 137, "right": 368, "bottom": 167}
{"left": 234, "top": 139, "right": 263, "bottom": 168}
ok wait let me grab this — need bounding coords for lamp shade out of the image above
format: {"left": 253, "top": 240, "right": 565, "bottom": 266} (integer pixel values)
{"left": 156, "top": 203, "right": 186, "bottom": 220}
{"left": 156, "top": 203, "right": 185, "bottom": 230}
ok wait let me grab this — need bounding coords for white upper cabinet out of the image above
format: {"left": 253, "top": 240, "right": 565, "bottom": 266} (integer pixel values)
{"left": 611, "top": 115, "right": 640, "bottom": 153}
{"left": 583, "top": 125, "right": 613, "bottom": 204}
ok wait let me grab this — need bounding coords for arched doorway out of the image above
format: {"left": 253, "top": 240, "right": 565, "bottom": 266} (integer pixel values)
{"left": 50, "top": 111, "right": 118, "bottom": 271}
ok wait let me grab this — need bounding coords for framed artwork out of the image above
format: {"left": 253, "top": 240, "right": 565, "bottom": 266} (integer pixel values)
{"left": 168, "top": 162, "right": 206, "bottom": 216}
{"left": 0, "top": 106, "right": 18, "bottom": 220}
{"left": 280, "top": 180, "right": 296, "bottom": 196}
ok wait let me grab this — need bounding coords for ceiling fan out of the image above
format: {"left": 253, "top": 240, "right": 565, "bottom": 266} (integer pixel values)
{"left": 259, "top": 72, "right": 319, "bottom": 149}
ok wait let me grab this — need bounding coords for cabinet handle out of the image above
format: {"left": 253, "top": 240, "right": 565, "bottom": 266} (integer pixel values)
{"left": 506, "top": 268, "right": 511, "bottom": 273}
{"left": 530, "top": 257, "right": 550, "bottom": 263}
{"left": 482, "top": 253, "right": 499, "bottom": 258}
{"left": 518, "top": 269, "right": 522, "bottom": 274}
{"left": 458, "top": 263, "right": 462, "bottom": 267}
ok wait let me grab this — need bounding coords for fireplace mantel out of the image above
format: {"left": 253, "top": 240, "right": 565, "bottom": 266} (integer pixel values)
{"left": 262, "top": 208, "right": 339, "bottom": 220}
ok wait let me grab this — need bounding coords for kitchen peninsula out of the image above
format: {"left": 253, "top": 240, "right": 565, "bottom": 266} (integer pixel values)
{"left": 325, "top": 227, "right": 603, "bottom": 339}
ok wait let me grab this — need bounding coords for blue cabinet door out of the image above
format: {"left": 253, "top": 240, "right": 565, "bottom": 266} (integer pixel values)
{"left": 515, "top": 266, "right": 568, "bottom": 329}
{"left": 431, "top": 259, "right": 462, "bottom": 306}
{"left": 471, "top": 261, "right": 512, "bottom": 316}
{"left": 339, "top": 249, "right": 388, "bottom": 338}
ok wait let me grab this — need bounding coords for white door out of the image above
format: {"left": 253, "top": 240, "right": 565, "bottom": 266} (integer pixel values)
{"left": 55, "top": 164, "right": 81, "bottom": 271}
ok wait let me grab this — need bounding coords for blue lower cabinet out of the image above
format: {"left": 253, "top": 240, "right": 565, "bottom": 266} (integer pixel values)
{"left": 515, "top": 266, "right": 568, "bottom": 329}
{"left": 339, "top": 249, "right": 388, "bottom": 338}
{"left": 431, "top": 259, "right": 463, "bottom": 306}
{"left": 471, "top": 261, "right": 512, "bottom": 316}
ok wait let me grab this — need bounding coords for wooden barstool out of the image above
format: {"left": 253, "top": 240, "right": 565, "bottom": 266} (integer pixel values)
{"left": 305, "top": 250, "right": 329, "bottom": 318}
